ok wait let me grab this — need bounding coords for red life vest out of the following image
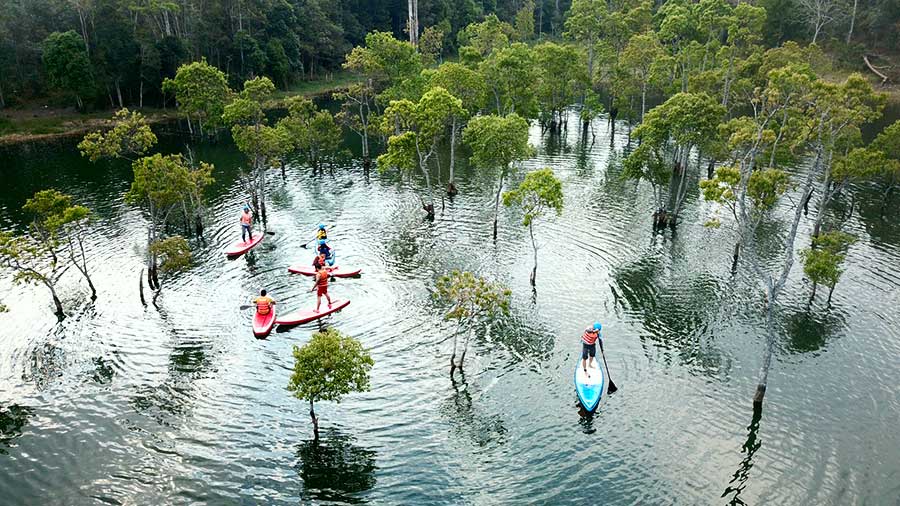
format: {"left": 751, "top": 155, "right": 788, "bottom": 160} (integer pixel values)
{"left": 582, "top": 329, "right": 600, "bottom": 345}
{"left": 316, "top": 271, "right": 329, "bottom": 288}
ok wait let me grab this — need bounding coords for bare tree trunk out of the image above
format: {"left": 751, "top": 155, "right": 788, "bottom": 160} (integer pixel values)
{"left": 809, "top": 281, "right": 818, "bottom": 302}
{"left": 753, "top": 284, "right": 776, "bottom": 407}
{"left": 407, "top": 0, "right": 419, "bottom": 46}
{"left": 493, "top": 171, "right": 506, "bottom": 241}
{"left": 139, "top": 268, "right": 146, "bottom": 306}
{"left": 846, "top": 0, "right": 858, "bottom": 43}
{"left": 529, "top": 223, "right": 537, "bottom": 286}
{"left": 309, "top": 399, "right": 319, "bottom": 440}
{"left": 448, "top": 118, "right": 458, "bottom": 195}
{"left": 826, "top": 284, "right": 836, "bottom": 305}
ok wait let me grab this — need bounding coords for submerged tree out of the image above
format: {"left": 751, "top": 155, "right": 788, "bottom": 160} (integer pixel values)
{"left": 288, "top": 328, "right": 373, "bottom": 440}
{"left": 223, "top": 76, "right": 292, "bottom": 223}
{"left": 23, "top": 190, "right": 96, "bottom": 299}
{"left": 0, "top": 232, "right": 65, "bottom": 318}
{"left": 335, "top": 81, "right": 377, "bottom": 168}
{"left": 278, "top": 96, "right": 343, "bottom": 171}
{"left": 800, "top": 231, "right": 855, "bottom": 304}
{"left": 503, "top": 169, "right": 564, "bottom": 287}
{"left": 424, "top": 62, "right": 487, "bottom": 194}
{"left": 126, "top": 153, "right": 214, "bottom": 292}
{"left": 434, "top": 271, "right": 511, "bottom": 375}
{"left": 378, "top": 87, "right": 465, "bottom": 217}
{"left": 462, "top": 114, "right": 535, "bottom": 240}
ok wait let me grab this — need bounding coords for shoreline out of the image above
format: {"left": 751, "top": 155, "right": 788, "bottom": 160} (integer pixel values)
{"left": 0, "top": 76, "right": 353, "bottom": 147}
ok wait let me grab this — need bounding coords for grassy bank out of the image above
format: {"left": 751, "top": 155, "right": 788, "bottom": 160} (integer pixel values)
{"left": 0, "top": 72, "right": 357, "bottom": 146}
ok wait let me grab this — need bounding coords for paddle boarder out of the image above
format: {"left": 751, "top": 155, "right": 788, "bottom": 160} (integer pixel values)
{"left": 253, "top": 289, "right": 276, "bottom": 315}
{"left": 240, "top": 205, "right": 254, "bottom": 242}
{"left": 581, "top": 322, "right": 602, "bottom": 377}
{"left": 311, "top": 263, "right": 333, "bottom": 312}
{"left": 316, "top": 223, "right": 328, "bottom": 240}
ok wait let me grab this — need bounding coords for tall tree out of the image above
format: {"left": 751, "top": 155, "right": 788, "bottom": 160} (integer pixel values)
{"left": 223, "top": 76, "right": 292, "bottom": 223}
{"left": 502, "top": 168, "right": 564, "bottom": 287}
{"left": 162, "top": 59, "right": 231, "bottom": 136}
{"left": 42, "top": 30, "right": 95, "bottom": 110}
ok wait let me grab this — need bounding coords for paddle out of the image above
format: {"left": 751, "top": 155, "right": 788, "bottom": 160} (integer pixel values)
{"left": 300, "top": 224, "right": 334, "bottom": 249}
{"left": 599, "top": 340, "right": 618, "bottom": 394}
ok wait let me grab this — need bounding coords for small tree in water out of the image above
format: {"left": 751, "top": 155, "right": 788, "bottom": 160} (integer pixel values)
{"left": 502, "top": 168, "right": 564, "bottom": 287}
{"left": 288, "top": 328, "right": 373, "bottom": 440}
{"left": 23, "top": 189, "right": 97, "bottom": 300}
{"left": 800, "top": 231, "right": 855, "bottom": 305}
{"left": 434, "top": 271, "right": 511, "bottom": 375}
{"left": 0, "top": 232, "right": 65, "bottom": 318}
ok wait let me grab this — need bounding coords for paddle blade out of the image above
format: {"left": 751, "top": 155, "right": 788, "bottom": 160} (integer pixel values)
{"left": 607, "top": 379, "right": 618, "bottom": 394}
{"left": 239, "top": 304, "right": 253, "bottom": 310}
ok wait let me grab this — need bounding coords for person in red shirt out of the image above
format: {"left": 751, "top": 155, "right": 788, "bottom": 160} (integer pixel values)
{"left": 310, "top": 263, "right": 332, "bottom": 312}
{"left": 240, "top": 205, "right": 253, "bottom": 242}
{"left": 581, "top": 322, "right": 602, "bottom": 377}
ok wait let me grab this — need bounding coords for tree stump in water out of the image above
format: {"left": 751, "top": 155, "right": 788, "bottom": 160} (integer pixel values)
{"left": 423, "top": 202, "right": 435, "bottom": 220}
{"left": 652, "top": 209, "right": 670, "bottom": 230}
{"left": 447, "top": 181, "right": 458, "bottom": 196}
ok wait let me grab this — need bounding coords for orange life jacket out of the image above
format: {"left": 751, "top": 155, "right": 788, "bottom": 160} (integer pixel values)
{"left": 255, "top": 296, "right": 272, "bottom": 314}
{"left": 582, "top": 329, "right": 600, "bottom": 345}
{"left": 316, "top": 271, "right": 329, "bottom": 288}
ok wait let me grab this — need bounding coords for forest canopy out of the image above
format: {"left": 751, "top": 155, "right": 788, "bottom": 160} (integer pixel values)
{"left": 1, "top": 0, "right": 898, "bottom": 111}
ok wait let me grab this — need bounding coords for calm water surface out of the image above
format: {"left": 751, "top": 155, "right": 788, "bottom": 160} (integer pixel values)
{"left": 1, "top": 113, "right": 899, "bottom": 505}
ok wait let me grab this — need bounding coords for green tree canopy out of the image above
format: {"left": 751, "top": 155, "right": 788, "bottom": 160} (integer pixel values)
{"left": 288, "top": 328, "right": 373, "bottom": 438}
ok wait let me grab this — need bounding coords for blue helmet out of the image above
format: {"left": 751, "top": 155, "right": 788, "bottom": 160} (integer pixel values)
{"left": 319, "top": 239, "right": 327, "bottom": 245}
{"left": 593, "top": 322, "right": 602, "bottom": 331}
{"left": 318, "top": 223, "right": 326, "bottom": 230}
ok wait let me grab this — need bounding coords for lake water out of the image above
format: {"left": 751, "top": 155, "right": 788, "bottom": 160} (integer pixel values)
{"left": 1, "top": 112, "right": 899, "bottom": 505}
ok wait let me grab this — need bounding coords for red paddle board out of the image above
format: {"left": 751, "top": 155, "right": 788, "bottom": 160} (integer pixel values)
{"left": 287, "top": 264, "right": 362, "bottom": 277}
{"left": 253, "top": 309, "right": 276, "bottom": 337}
{"left": 276, "top": 299, "right": 350, "bottom": 326}
{"left": 225, "top": 233, "right": 263, "bottom": 256}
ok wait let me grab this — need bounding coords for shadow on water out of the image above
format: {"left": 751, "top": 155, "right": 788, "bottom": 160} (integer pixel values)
{"left": 780, "top": 305, "right": 847, "bottom": 355}
{"left": 721, "top": 404, "right": 764, "bottom": 506}
{"left": 576, "top": 401, "right": 599, "bottom": 435}
{"left": 294, "top": 428, "right": 377, "bottom": 504}
{"left": 612, "top": 255, "right": 730, "bottom": 375}
{"left": 442, "top": 370, "right": 508, "bottom": 448}
{"left": 0, "top": 404, "right": 33, "bottom": 455}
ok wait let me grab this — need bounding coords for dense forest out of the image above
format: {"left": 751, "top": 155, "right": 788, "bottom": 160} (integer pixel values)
{"left": 1, "top": 0, "right": 899, "bottom": 110}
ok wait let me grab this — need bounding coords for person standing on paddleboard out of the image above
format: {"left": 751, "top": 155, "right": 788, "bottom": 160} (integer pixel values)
{"left": 240, "top": 205, "right": 254, "bottom": 242}
{"left": 311, "top": 264, "right": 333, "bottom": 312}
{"left": 581, "top": 322, "right": 602, "bottom": 377}
{"left": 253, "top": 289, "right": 275, "bottom": 315}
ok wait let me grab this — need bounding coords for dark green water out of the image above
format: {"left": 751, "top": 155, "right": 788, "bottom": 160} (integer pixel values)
{"left": 1, "top": 114, "right": 899, "bottom": 505}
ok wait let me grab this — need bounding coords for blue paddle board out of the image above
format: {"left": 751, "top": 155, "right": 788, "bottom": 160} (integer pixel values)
{"left": 575, "top": 358, "right": 605, "bottom": 412}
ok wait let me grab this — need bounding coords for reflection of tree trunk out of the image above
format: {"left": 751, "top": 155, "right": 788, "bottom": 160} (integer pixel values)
{"left": 47, "top": 281, "right": 64, "bottom": 319}
{"left": 309, "top": 399, "right": 319, "bottom": 440}
{"left": 826, "top": 284, "right": 836, "bottom": 305}
{"left": 721, "top": 403, "right": 763, "bottom": 504}
{"left": 731, "top": 241, "right": 740, "bottom": 272}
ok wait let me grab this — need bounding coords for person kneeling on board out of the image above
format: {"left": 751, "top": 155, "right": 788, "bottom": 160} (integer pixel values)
{"left": 240, "top": 205, "right": 254, "bottom": 242}
{"left": 311, "top": 264, "right": 332, "bottom": 312}
{"left": 581, "top": 322, "right": 602, "bottom": 377}
{"left": 254, "top": 289, "right": 275, "bottom": 314}
{"left": 317, "top": 239, "right": 332, "bottom": 260}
